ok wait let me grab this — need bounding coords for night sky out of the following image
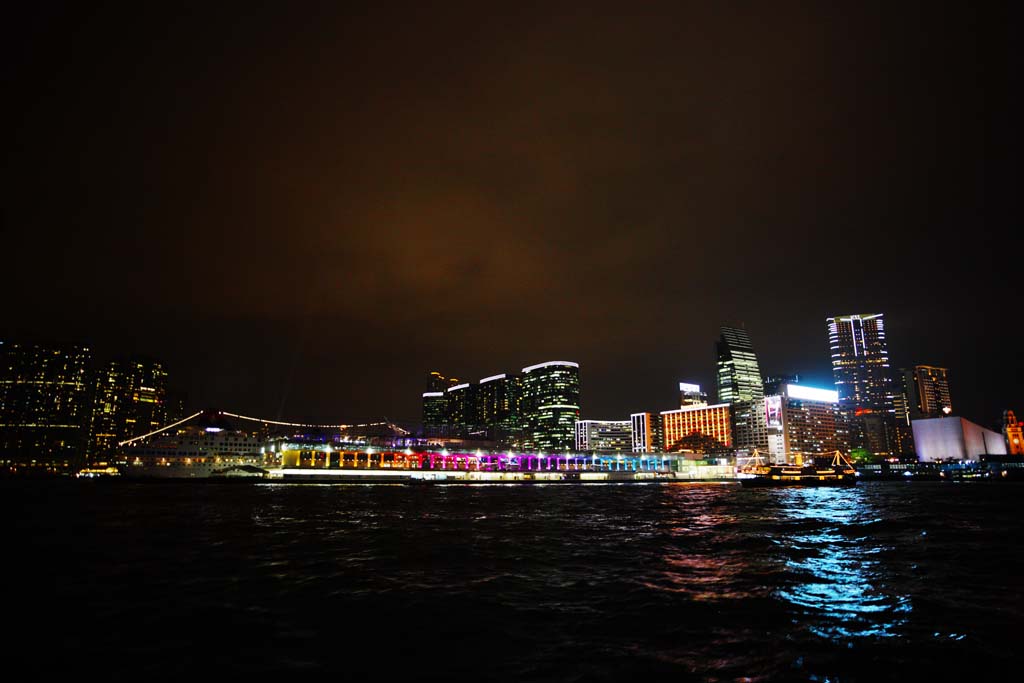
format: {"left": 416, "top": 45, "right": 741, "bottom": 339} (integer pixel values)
{"left": 3, "top": 3, "right": 1016, "bottom": 428}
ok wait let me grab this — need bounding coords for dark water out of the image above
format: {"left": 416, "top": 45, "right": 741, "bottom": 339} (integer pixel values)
{"left": 6, "top": 480, "right": 1023, "bottom": 681}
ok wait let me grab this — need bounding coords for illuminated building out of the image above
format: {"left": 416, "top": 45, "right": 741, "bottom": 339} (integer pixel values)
{"left": 912, "top": 416, "right": 1006, "bottom": 462}
{"left": 477, "top": 373, "right": 523, "bottom": 441}
{"left": 0, "top": 340, "right": 92, "bottom": 473}
{"left": 521, "top": 361, "right": 580, "bottom": 451}
{"left": 661, "top": 403, "right": 732, "bottom": 456}
{"left": 765, "top": 384, "right": 839, "bottom": 465}
{"left": 900, "top": 365, "right": 953, "bottom": 419}
{"left": 679, "top": 382, "right": 708, "bottom": 407}
{"left": 827, "top": 313, "right": 895, "bottom": 455}
{"left": 89, "top": 357, "right": 169, "bottom": 462}
{"left": 631, "top": 411, "right": 664, "bottom": 453}
{"left": 575, "top": 420, "right": 632, "bottom": 453}
{"left": 444, "top": 383, "right": 475, "bottom": 435}
{"left": 1004, "top": 411, "right": 1023, "bottom": 456}
{"left": 422, "top": 391, "right": 447, "bottom": 436}
{"left": 715, "top": 326, "right": 767, "bottom": 455}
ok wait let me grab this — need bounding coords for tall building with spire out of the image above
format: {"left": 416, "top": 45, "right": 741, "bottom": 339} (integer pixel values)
{"left": 826, "top": 313, "right": 895, "bottom": 455}
{"left": 715, "top": 326, "right": 767, "bottom": 455}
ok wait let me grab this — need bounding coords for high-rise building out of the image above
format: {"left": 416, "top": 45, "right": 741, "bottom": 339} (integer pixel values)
{"left": 900, "top": 366, "right": 953, "bottom": 419}
{"left": 765, "top": 384, "right": 840, "bottom": 465}
{"left": 678, "top": 382, "right": 708, "bottom": 407}
{"left": 661, "top": 403, "right": 732, "bottom": 456}
{"left": 89, "top": 357, "right": 169, "bottom": 462}
{"left": 0, "top": 340, "right": 93, "bottom": 473}
{"left": 520, "top": 361, "right": 580, "bottom": 452}
{"left": 631, "top": 411, "right": 664, "bottom": 453}
{"left": 827, "top": 313, "right": 894, "bottom": 411}
{"left": 575, "top": 420, "right": 632, "bottom": 453}
{"left": 422, "top": 391, "right": 447, "bottom": 436}
{"left": 827, "top": 313, "right": 895, "bottom": 456}
{"left": 715, "top": 326, "right": 766, "bottom": 454}
{"left": 421, "top": 362, "right": 576, "bottom": 449}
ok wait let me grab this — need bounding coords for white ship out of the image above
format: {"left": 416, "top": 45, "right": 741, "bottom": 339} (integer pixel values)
{"left": 119, "top": 426, "right": 266, "bottom": 479}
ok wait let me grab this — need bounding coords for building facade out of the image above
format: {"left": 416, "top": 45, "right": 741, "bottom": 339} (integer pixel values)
{"left": 900, "top": 365, "right": 952, "bottom": 419}
{"left": 679, "top": 382, "right": 708, "bottom": 407}
{"left": 89, "top": 357, "right": 169, "bottom": 462}
{"left": 0, "top": 340, "right": 93, "bottom": 473}
{"left": 765, "top": 384, "right": 839, "bottom": 465}
{"left": 715, "top": 326, "right": 767, "bottom": 455}
{"left": 631, "top": 411, "right": 664, "bottom": 453}
{"left": 827, "top": 313, "right": 895, "bottom": 456}
{"left": 661, "top": 403, "right": 732, "bottom": 455}
{"left": 521, "top": 361, "right": 580, "bottom": 452}
{"left": 575, "top": 420, "right": 632, "bottom": 453}
{"left": 912, "top": 416, "right": 1006, "bottom": 462}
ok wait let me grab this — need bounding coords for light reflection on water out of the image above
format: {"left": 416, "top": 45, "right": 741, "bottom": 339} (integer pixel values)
{"left": 774, "top": 487, "right": 911, "bottom": 639}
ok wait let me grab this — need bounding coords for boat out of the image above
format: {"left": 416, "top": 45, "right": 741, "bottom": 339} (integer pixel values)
{"left": 118, "top": 425, "right": 264, "bottom": 479}
{"left": 739, "top": 450, "right": 858, "bottom": 487}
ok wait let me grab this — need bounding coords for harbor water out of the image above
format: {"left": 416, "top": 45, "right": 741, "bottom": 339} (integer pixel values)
{"left": 6, "top": 480, "right": 1022, "bottom": 681}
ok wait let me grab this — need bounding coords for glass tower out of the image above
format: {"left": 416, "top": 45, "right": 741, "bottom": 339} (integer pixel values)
{"left": 89, "top": 357, "right": 169, "bottom": 462}
{"left": 520, "top": 361, "right": 580, "bottom": 452}
{"left": 715, "top": 326, "right": 767, "bottom": 454}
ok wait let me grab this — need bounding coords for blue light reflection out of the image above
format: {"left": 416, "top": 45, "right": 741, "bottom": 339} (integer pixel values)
{"left": 774, "top": 487, "right": 911, "bottom": 639}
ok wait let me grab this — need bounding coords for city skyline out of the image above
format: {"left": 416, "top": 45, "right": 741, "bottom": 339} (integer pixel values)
{"left": 3, "top": 4, "right": 1015, "bottom": 428}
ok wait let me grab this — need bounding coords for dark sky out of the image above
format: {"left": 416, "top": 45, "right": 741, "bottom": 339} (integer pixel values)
{"left": 3, "top": 2, "right": 1017, "bottom": 428}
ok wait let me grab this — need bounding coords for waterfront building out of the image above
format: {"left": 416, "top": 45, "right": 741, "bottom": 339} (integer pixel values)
{"left": 521, "top": 361, "right": 580, "bottom": 452}
{"left": 661, "top": 403, "right": 732, "bottom": 456}
{"left": 715, "top": 326, "right": 767, "bottom": 454}
{"left": 900, "top": 365, "right": 953, "bottom": 419}
{"left": 422, "top": 391, "right": 447, "bottom": 436}
{"left": 631, "top": 411, "right": 664, "bottom": 453}
{"left": 1004, "top": 410, "right": 1023, "bottom": 456}
{"left": 0, "top": 340, "right": 93, "bottom": 473}
{"left": 912, "top": 416, "right": 1006, "bottom": 462}
{"left": 827, "top": 313, "right": 895, "bottom": 455}
{"left": 764, "top": 384, "right": 839, "bottom": 465}
{"left": 444, "top": 382, "right": 475, "bottom": 436}
{"left": 89, "top": 357, "right": 169, "bottom": 462}
{"left": 679, "top": 382, "right": 708, "bottom": 407}
{"left": 575, "top": 420, "right": 632, "bottom": 453}
{"left": 477, "top": 373, "right": 523, "bottom": 441}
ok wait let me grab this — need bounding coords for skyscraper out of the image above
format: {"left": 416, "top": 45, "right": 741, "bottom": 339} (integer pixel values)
{"left": 0, "top": 340, "right": 93, "bottom": 473}
{"left": 715, "top": 326, "right": 767, "bottom": 455}
{"left": 900, "top": 365, "right": 953, "bottom": 419}
{"left": 520, "top": 361, "right": 580, "bottom": 452}
{"left": 827, "top": 313, "right": 895, "bottom": 455}
{"left": 89, "top": 357, "right": 169, "bottom": 462}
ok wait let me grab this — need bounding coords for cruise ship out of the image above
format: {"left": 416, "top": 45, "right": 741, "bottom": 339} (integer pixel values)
{"left": 119, "top": 425, "right": 266, "bottom": 478}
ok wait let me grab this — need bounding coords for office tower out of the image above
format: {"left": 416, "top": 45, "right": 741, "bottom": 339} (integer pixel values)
{"left": 422, "top": 391, "right": 447, "bottom": 436}
{"left": 827, "top": 313, "right": 894, "bottom": 411}
{"left": 715, "top": 326, "right": 767, "bottom": 454}
{"left": 444, "top": 382, "right": 475, "bottom": 436}
{"left": 520, "top": 361, "right": 580, "bottom": 452}
{"left": 827, "top": 313, "right": 895, "bottom": 455}
{"left": 0, "top": 340, "right": 93, "bottom": 473}
{"left": 661, "top": 403, "right": 732, "bottom": 456}
{"left": 901, "top": 366, "right": 953, "bottom": 419}
{"left": 678, "top": 382, "right": 708, "bottom": 407}
{"left": 89, "top": 357, "right": 169, "bottom": 462}
{"left": 575, "top": 420, "right": 632, "bottom": 453}
{"left": 764, "top": 384, "right": 839, "bottom": 465}
{"left": 476, "top": 373, "right": 523, "bottom": 443}
{"left": 631, "top": 411, "right": 664, "bottom": 453}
